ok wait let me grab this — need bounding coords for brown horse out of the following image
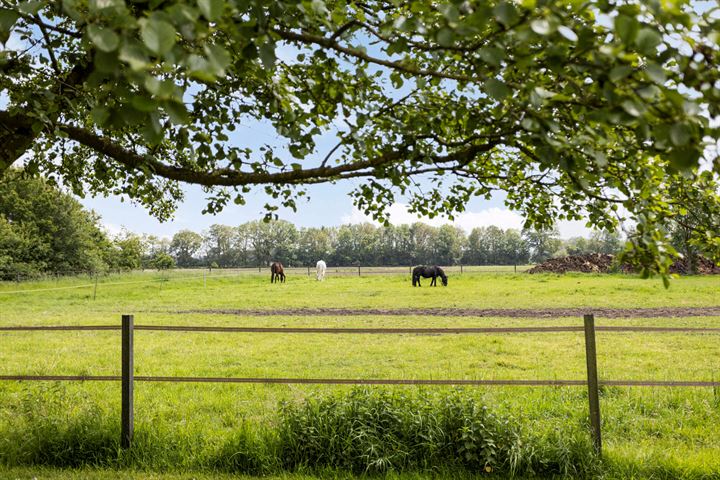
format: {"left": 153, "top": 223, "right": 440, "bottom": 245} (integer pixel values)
{"left": 270, "top": 262, "right": 285, "bottom": 283}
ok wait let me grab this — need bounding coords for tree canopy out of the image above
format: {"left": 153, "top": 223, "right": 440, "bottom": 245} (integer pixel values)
{"left": 1, "top": 0, "right": 718, "bottom": 278}
{"left": 0, "top": 170, "right": 111, "bottom": 278}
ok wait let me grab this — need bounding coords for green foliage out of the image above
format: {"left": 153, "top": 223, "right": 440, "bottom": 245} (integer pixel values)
{"left": 1, "top": 0, "right": 718, "bottom": 279}
{"left": 0, "top": 171, "right": 111, "bottom": 279}
{"left": 0, "top": 384, "right": 118, "bottom": 468}
{"left": 522, "top": 227, "right": 562, "bottom": 263}
{"left": 169, "top": 230, "right": 203, "bottom": 268}
{"left": 152, "top": 252, "right": 176, "bottom": 270}
{"left": 277, "top": 389, "right": 594, "bottom": 476}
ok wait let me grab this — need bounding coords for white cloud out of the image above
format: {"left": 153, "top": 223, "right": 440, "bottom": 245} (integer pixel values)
{"left": 100, "top": 222, "right": 124, "bottom": 238}
{"left": 341, "top": 203, "right": 593, "bottom": 238}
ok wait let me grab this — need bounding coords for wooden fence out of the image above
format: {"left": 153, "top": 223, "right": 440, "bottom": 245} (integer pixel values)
{"left": 2, "top": 314, "right": 720, "bottom": 455}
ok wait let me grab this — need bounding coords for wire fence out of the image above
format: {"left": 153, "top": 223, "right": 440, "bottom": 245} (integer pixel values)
{"left": 0, "top": 265, "right": 532, "bottom": 296}
{"left": 1, "top": 264, "right": 532, "bottom": 285}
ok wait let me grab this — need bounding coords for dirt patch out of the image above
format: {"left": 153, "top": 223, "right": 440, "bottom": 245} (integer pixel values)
{"left": 176, "top": 307, "right": 720, "bottom": 318}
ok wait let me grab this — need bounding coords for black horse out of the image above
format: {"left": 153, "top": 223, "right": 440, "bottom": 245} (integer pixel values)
{"left": 270, "top": 262, "right": 285, "bottom": 283}
{"left": 412, "top": 266, "right": 448, "bottom": 287}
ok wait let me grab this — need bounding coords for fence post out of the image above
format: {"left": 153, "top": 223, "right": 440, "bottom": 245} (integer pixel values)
{"left": 514, "top": 263, "right": 517, "bottom": 273}
{"left": 307, "top": 266, "right": 310, "bottom": 277}
{"left": 203, "top": 270, "right": 206, "bottom": 289}
{"left": 460, "top": 264, "right": 463, "bottom": 274}
{"left": 93, "top": 274, "right": 99, "bottom": 300}
{"left": 583, "top": 313, "right": 602, "bottom": 456}
{"left": 121, "top": 314, "right": 134, "bottom": 449}
{"left": 358, "top": 265, "right": 361, "bottom": 277}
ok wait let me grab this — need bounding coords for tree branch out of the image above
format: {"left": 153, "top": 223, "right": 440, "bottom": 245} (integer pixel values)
{"left": 273, "top": 28, "right": 484, "bottom": 83}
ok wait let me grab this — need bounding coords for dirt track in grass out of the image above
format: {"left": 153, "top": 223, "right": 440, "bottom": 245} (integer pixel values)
{"left": 175, "top": 306, "right": 720, "bottom": 318}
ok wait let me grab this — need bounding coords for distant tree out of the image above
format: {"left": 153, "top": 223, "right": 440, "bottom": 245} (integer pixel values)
{"left": 170, "top": 230, "right": 203, "bottom": 267}
{"left": 107, "top": 231, "right": 144, "bottom": 271}
{"left": 565, "top": 237, "right": 591, "bottom": 256}
{"left": 204, "top": 224, "right": 236, "bottom": 267}
{"left": 436, "top": 225, "right": 467, "bottom": 265}
{"left": 152, "top": 252, "right": 175, "bottom": 270}
{"left": 297, "top": 227, "right": 334, "bottom": 266}
{"left": 523, "top": 228, "right": 562, "bottom": 263}
{"left": 249, "top": 220, "right": 299, "bottom": 266}
{"left": 0, "top": 171, "right": 110, "bottom": 279}
{"left": 410, "top": 223, "right": 438, "bottom": 265}
{"left": 332, "top": 223, "right": 379, "bottom": 266}
{"left": 233, "top": 223, "right": 254, "bottom": 267}
{"left": 589, "top": 230, "right": 623, "bottom": 255}
{"left": 503, "top": 229, "right": 530, "bottom": 266}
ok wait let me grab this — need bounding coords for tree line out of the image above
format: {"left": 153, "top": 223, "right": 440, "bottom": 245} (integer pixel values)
{"left": 156, "top": 222, "right": 623, "bottom": 269}
{"left": 1, "top": 172, "right": 625, "bottom": 279}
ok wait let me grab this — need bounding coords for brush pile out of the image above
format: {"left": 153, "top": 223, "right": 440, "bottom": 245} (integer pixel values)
{"left": 669, "top": 256, "right": 720, "bottom": 275}
{"left": 527, "top": 254, "right": 615, "bottom": 274}
{"left": 528, "top": 253, "right": 720, "bottom": 275}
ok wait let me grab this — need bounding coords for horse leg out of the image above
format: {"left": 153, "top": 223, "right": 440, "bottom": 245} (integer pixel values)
{"left": 281, "top": 273, "right": 285, "bottom": 283}
{"left": 271, "top": 272, "right": 275, "bottom": 283}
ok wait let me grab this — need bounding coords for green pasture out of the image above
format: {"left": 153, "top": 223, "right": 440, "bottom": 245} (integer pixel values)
{"left": 1, "top": 270, "right": 720, "bottom": 320}
{"left": 1, "top": 272, "right": 719, "bottom": 478}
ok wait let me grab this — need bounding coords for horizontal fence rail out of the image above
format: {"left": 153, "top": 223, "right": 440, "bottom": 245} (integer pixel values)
{"left": 2, "top": 325, "right": 720, "bottom": 334}
{"left": 2, "top": 375, "right": 719, "bottom": 388}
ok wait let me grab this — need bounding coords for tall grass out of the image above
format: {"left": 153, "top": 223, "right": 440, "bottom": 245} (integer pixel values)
{"left": 276, "top": 389, "right": 595, "bottom": 477}
{"left": 0, "top": 386, "right": 596, "bottom": 477}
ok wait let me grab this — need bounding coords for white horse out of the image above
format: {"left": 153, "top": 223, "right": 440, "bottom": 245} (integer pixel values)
{"left": 316, "top": 260, "right": 327, "bottom": 281}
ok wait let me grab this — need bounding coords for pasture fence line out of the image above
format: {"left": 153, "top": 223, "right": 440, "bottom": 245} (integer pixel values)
{"left": 3, "top": 315, "right": 720, "bottom": 456}
{"left": 0, "top": 264, "right": 532, "bottom": 291}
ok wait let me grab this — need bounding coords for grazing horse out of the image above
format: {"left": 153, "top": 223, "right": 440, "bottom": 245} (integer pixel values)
{"left": 412, "top": 265, "right": 448, "bottom": 287}
{"left": 316, "top": 260, "right": 327, "bottom": 281}
{"left": 270, "top": 262, "right": 285, "bottom": 283}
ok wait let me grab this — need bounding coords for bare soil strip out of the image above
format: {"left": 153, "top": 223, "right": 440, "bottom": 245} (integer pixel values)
{"left": 176, "top": 307, "right": 720, "bottom": 318}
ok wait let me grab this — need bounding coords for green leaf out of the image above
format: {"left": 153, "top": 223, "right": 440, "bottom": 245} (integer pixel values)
{"left": 438, "top": 3, "right": 459, "bottom": 22}
{"left": 644, "top": 62, "right": 666, "bottom": 84}
{"left": 187, "top": 54, "right": 215, "bottom": 82}
{"left": 18, "top": 1, "right": 44, "bottom": 15}
{"left": 530, "top": 18, "right": 553, "bottom": 35}
{"left": 163, "top": 100, "right": 190, "bottom": 124}
{"left": 88, "top": 0, "right": 123, "bottom": 13}
{"left": 478, "top": 47, "right": 504, "bottom": 67}
{"left": 669, "top": 122, "right": 692, "bottom": 146}
{"left": 140, "top": 17, "right": 176, "bottom": 55}
{"left": 87, "top": 24, "right": 120, "bottom": 52}
{"left": 493, "top": 2, "right": 518, "bottom": 27}
{"left": 93, "top": 50, "right": 119, "bottom": 72}
{"left": 557, "top": 26, "right": 578, "bottom": 42}
{"left": 205, "top": 44, "right": 230, "bottom": 75}
{"left": 485, "top": 78, "right": 510, "bottom": 100}
{"left": 90, "top": 106, "right": 110, "bottom": 126}
{"left": 0, "top": 8, "right": 20, "bottom": 44}
{"left": 668, "top": 146, "right": 700, "bottom": 171}
{"left": 635, "top": 28, "right": 662, "bottom": 54}
{"left": 131, "top": 95, "right": 157, "bottom": 112}
{"left": 614, "top": 14, "right": 638, "bottom": 45}
{"left": 436, "top": 27, "right": 454, "bottom": 47}
{"left": 119, "top": 41, "right": 151, "bottom": 70}
{"left": 609, "top": 65, "right": 633, "bottom": 82}
{"left": 197, "top": 0, "right": 223, "bottom": 22}
{"left": 258, "top": 41, "right": 276, "bottom": 69}
{"left": 621, "top": 99, "right": 645, "bottom": 117}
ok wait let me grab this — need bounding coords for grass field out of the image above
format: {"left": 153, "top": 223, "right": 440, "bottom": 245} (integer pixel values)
{"left": 1, "top": 271, "right": 719, "bottom": 479}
